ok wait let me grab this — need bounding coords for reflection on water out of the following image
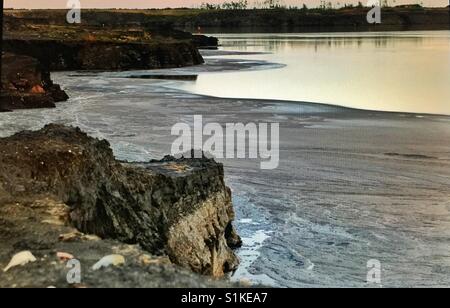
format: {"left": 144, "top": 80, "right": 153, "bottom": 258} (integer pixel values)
{"left": 220, "top": 33, "right": 427, "bottom": 51}
{"left": 181, "top": 31, "right": 450, "bottom": 115}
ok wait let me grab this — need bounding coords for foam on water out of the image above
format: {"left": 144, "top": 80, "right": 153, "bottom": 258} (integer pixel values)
{"left": 230, "top": 195, "right": 277, "bottom": 287}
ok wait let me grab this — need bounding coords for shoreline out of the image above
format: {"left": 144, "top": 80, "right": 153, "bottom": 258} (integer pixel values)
{"left": 2, "top": 50, "right": 450, "bottom": 135}
{"left": 120, "top": 50, "right": 450, "bottom": 118}
{"left": 161, "top": 87, "right": 450, "bottom": 118}
{"left": 2, "top": 60, "right": 450, "bottom": 287}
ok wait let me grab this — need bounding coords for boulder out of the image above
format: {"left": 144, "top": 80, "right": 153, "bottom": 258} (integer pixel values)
{"left": 0, "top": 52, "right": 69, "bottom": 112}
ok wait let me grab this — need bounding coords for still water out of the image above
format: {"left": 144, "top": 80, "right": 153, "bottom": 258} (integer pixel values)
{"left": 182, "top": 31, "right": 450, "bottom": 115}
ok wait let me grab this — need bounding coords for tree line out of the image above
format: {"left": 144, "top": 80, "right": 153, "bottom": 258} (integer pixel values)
{"left": 199, "top": 1, "right": 425, "bottom": 10}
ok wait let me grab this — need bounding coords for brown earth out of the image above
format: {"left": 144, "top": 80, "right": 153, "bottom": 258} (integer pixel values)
{"left": 0, "top": 52, "right": 69, "bottom": 112}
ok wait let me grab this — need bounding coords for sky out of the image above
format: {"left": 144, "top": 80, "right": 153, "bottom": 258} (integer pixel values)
{"left": 5, "top": 0, "right": 449, "bottom": 9}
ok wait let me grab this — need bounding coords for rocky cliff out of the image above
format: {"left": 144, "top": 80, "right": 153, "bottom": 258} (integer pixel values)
{"left": 0, "top": 52, "right": 69, "bottom": 112}
{"left": 3, "top": 39, "right": 204, "bottom": 71}
{"left": 0, "top": 125, "right": 242, "bottom": 287}
{"left": 1, "top": 13, "right": 207, "bottom": 111}
{"left": 3, "top": 13, "right": 207, "bottom": 71}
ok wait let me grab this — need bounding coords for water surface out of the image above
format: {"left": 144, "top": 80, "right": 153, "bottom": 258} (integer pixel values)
{"left": 181, "top": 31, "right": 450, "bottom": 115}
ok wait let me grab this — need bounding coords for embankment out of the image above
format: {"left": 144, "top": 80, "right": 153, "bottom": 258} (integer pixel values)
{"left": 5, "top": 8, "right": 449, "bottom": 32}
{"left": 1, "top": 11, "right": 215, "bottom": 111}
{"left": 0, "top": 124, "right": 242, "bottom": 287}
{"left": 3, "top": 39, "right": 204, "bottom": 71}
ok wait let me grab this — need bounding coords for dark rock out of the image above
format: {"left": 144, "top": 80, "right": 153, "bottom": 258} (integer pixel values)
{"left": 0, "top": 124, "right": 241, "bottom": 278}
{"left": 3, "top": 39, "right": 204, "bottom": 71}
{"left": 0, "top": 52, "right": 69, "bottom": 112}
{"left": 226, "top": 223, "right": 243, "bottom": 249}
{"left": 3, "top": 11, "right": 212, "bottom": 67}
{"left": 192, "top": 35, "right": 219, "bottom": 49}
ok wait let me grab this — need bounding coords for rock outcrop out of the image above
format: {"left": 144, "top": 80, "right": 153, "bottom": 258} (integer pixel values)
{"left": 0, "top": 124, "right": 241, "bottom": 281}
{"left": 0, "top": 197, "right": 234, "bottom": 288}
{"left": 1, "top": 11, "right": 212, "bottom": 112}
{"left": 0, "top": 52, "right": 69, "bottom": 112}
{"left": 192, "top": 35, "right": 219, "bottom": 49}
{"left": 3, "top": 39, "right": 204, "bottom": 71}
{"left": 3, "top": 14, "right": 206, "bottom": 72}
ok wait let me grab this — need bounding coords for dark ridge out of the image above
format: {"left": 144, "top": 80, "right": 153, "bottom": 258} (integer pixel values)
{"left": 384, "top": 153, "right": 438, "bottom": 159}
{"left": 127, "top": 74, "right": 198, "bottom": 81}
{"left": 5, "top": 8, "right": 448, "bottom": 33}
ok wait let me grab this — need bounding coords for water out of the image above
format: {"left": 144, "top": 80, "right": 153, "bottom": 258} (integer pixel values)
{"left": 181, "top": 31, "right": 450, "bottom": 115}
{"left": 1, "top": 31, "right": 450, "bottom": 287}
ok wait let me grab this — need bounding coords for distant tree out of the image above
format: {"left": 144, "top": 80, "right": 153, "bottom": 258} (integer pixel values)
{"left": 381, "top": 0, "right": 398, "bottom": 7}
{"left": 262, "top": 0, "right": 283, "bottom": 9}
{"left": 221, "top": 0, "right": 248, "bottom": 10}
{"left": 200, "top": 2, "right": 220, "bottom": 10}
{"left": 319, "top": 1, "right": 326, "bottom": 9}
{"left": 319, "top": 1, "right": 332, "bottom": 10}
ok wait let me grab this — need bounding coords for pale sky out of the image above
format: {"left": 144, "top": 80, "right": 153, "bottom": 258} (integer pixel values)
{"left": 5, "top": 0, "right": 449, "bottom": 9}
